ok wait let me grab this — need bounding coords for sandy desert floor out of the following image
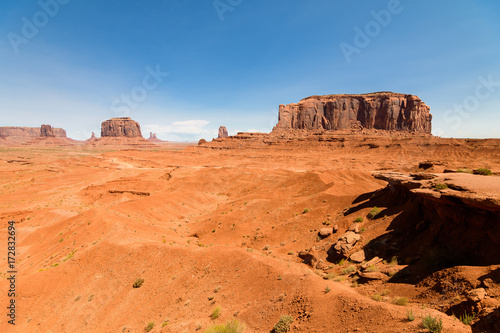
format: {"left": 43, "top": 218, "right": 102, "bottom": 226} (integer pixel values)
{"left": 1, "top": 136, "right": 499, "bottom": 333}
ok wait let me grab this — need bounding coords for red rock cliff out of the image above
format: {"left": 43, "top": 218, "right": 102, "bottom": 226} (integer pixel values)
{"left": 101, "top": 117, "right": 142, "bottom": 137}
{"left": 273, "top": 92, "right": 432, "bottom": 134}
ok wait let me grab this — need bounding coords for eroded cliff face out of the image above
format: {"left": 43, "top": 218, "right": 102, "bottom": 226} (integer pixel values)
{"left": 100, "top": 117, "right": 142, "bottom": 137}
{"left": 274, "top": 92, "right": 432, "bottom": 134}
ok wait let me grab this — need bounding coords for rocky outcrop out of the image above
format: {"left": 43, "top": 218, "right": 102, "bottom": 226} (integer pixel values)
{"left": 217, "top": 126, "right": 228, "bottom": 139}
{"left": 101, "top": 117, "right": 142, "bottom": 137}
{"left": 273, "top": 92, "right": 432, "bottom": 134}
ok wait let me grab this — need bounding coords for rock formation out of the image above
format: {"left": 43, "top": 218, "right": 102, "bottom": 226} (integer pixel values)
{"left": 273, "top": 92, "right": 432, "bottom": 134}
{"left": 217, "top": 126, "right": 229, "bottom": 139}
{"left": 101, "top": 117, "right": 142, "bottom": 137}
{"left": 0, "top": 126, "right": 66, "bottom": 138}
{"left": 148, "top": 132, "right": 163, "bottom": 143}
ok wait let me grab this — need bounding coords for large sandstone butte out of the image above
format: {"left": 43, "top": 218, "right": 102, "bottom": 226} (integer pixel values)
{"left": 101, "top": 117, "right": 142, "bottom": 137}
{"left": 273, "top": 92, "right": 432, "bottom": 134}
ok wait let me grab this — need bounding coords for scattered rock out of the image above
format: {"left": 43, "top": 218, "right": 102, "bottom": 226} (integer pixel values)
{"left": 348, "top": 224, "right": 360, "bottom": 233}
{"left": 358, "top": 271, "right": 388, "bottom": 281}
{"left": 467, "top": 288, "right": 487, "bottom": 302}
{"left": 333, "top": 231, "right": 361, "bottom": 257}
{"left": 349, "top": 250, "right": 365, "bottom": 263}
{"left": 318, "top": 228, "right": 333, "bottom": 238}
{"left": 361, "top": 257, "right": 383, "bottom": 269}
{"left": 298, "top": 249, "right": 318, "bottom": 267}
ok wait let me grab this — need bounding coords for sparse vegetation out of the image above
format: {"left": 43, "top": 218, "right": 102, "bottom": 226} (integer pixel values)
{"left": 459, "top": 311, "right": 476, "bottom": 325}
{"left": 422, "top": 314, "right": 443, "bottom": 333}
{"left": 457, "top": 168, "right": 472, "bottom": 174}
{"left": 324, "top": 273, "right": 336, "bottom": 280}
{"left": 354, "top": 217, "right": 364, "bottom": 223}
{"left": 302, "top": 208, "right": 310, "bottom": 214}
{"left": 204, "top": 319, "right": 246, "bottom": 333}
{"left": 133, "top": 278, "right": 145, "bottom": 288}
{"left": 340, "top": 266, "right": 355, "bottom": 275}
{"left": 324, "top": 285, "right": 331, "bottom": 294}
{"left": 406, "top": 309, "right": 415, "bottom": 321}
{"left": 211, "top": 306, "right": 222, "bottom": 319}
{"left": 145, "top": 321, "right": 154, "bottom": 332}
{"left": 435, "top": 183, "right": 448, "bottom": 190}
{"left": 393, "top": 297, "right": 408, "bottom": 306}
{"left": 272, "top": 315, "right": 293, "bottom": 333}
{"left": 367, "top": 207, "right": 381, "bottom": 219}
{"left": 371, "top": 293, "right": 382, "bottom": 302}
{"left": 474, "top": 167, "right": 493, "bottom": 176}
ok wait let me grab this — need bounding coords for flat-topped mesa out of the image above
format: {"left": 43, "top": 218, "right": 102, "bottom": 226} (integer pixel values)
{"left": 273, "top": 92, "right": 432, "bottom": 134}
{"left": 101, "top": 117, "right": 142, "bottom": 137}
{"left": 0, "top": 126, "right": 67, "bottom": 138}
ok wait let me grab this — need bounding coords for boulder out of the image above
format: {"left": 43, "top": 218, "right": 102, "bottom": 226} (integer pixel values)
{"left": 101, "top": 117, "right": 142, "bottom": 137}
{"left": 318, "top": 228, "right": 333, "bottom": 238}
{"left": 350, "top": 250, "right": 366, "bottom": 263}
{"left": 273, "top": 92, "right": 432, "bottom": 134}
{"left": 333, "top": 231, "right": 361, "bottom": 257}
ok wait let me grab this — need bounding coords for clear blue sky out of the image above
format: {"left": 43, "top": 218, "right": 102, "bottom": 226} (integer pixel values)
{"left": 1, "top": 0, "right": 499, "bottom": 140}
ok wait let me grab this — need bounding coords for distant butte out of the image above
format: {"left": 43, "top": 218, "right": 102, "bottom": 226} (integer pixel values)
{"left": 217, "top": 126, "right": 229, "bottom": 139}
{"left": 273, "top": 92, "right": 432, "bottom": 134}
{"left": 101, "top": 117, "right": 142, "bottom": 137}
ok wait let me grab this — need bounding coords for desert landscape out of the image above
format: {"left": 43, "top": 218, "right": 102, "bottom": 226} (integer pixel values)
{"left": 1, "top": 92, "right": 499, "bottom": 332}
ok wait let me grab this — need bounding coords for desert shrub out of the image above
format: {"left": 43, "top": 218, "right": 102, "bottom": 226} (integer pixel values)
{"left": 457, "top": 168, "right": 472, "bottom": 174}
{"left": 204, "top": 319, "right": 246, "bottom": 333}
{"left": 367, "top": 207, "right": 381, "bottom": 219}
{"left": 435, "top": 183, "right": 448, "bottom": 190}
{"left": 211, "top": 306, "right": 222, "bottom": 319}
{"left": 272, "top": 315, "right": 293, "bottom": 333}
{"left": 341, "top": 266, "right": 355, "bottom": 275}
{"left": 144, "top": 321, "right": 154, "bottom": 332}
{"left": 406, "top": 309, "right": 415, "bottom": 321}
{"left": 371, "top": 293, "right": 382, "bottom": 302}
{"left": 324, "top": 273, "right": 336, "bottom": 280}
{"left": 474, "top": 168, "right": 493, "bottom": 176}
{"left": 133, "top": 278, "right": 145, "bottom": 288}
{"left": 393, "top": 297, "right": 408, "bottom": 306}
{"left": 324, "top": 285, "right": 331, "bottom": 294}
{"left": 422, "top": 314, "right": 443, "bottom": 333}
{"left": 302, "top": 208, "right": 310, "bottom": 214}
{"left": 459, "top": 311, "right": 476, "bottom": 325}
{"left": 354, "top": 217, "right": 364, "bottom": 223}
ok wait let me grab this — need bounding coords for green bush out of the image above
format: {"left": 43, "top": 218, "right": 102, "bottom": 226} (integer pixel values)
{"left": 204, "top": 319, "right": 246, "bottom": 333}
{"left": 302, "top": 208, "right": 310, "bottom": 214}
{"left": 133, "top": 278, "right": 145, "bottom": 288}
{"left": 406, "top": 309, "right": 415, "bottom": 321}
{"left": 393, "top": 297, "right": 408, "bottom": 306}
{"left": 354, "top": 217, "right": 364, "bottom": 223}
{"left": 474, "top": 168, "right": 493, "bottom": 176}
{"left": 422, "top": 314, "right": 443, "bottom": 333}
{"left": 457, "top": 168, "right": 472, "bottom": 174}
{"left": 272, "top": 315, "right": 293, "bottom": 333}
{"left": 367, "top": 207, "right": 381, "bottom": 219}
{"left": 459, "top": 311, "right": 476, "bottom": 325}
{"left": 340, "top": 266, "right": 355, "bottom": 275}
{"left": 211, "top": 306, "right": 222, "bottom": 319}
{"left": 435, "top": 183, "right": 448, "bottom": 190}
{"left": 144, "top": 321, "right": 154, "bottom": 332}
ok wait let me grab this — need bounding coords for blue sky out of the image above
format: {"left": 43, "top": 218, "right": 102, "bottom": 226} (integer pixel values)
{"left": 1, "top": 0, "right": 499, "bottom": 140}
